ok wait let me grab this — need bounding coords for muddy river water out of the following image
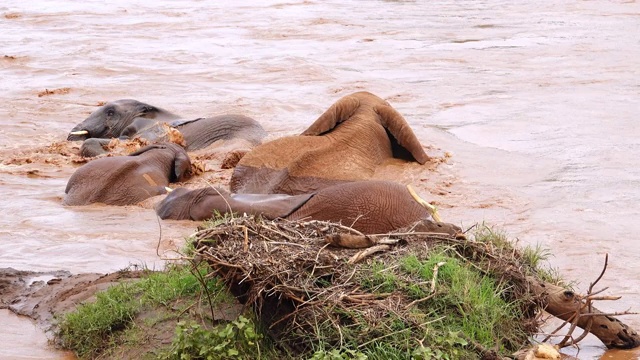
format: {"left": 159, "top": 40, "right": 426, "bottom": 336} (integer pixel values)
{"left": 1, "top": 1, "right": 639, "bottom": 358}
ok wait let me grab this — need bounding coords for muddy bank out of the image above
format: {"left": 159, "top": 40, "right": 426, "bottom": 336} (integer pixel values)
{"left": 0, "top": 267, "right": 142, "bottom": 333}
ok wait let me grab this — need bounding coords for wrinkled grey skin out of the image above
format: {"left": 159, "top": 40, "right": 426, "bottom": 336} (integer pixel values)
{"left": 68, "top": 99, "right": 267, "bottom": 157}
{"left": 156, "top": 180, "right": 461, "bottom": 235}
{"left": 64, "top": 142, "right": 192, "bottom": 206}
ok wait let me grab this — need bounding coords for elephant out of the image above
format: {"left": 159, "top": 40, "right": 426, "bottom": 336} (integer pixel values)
{"left": 63, "top": 142, "right": 192, "bottom": 206}
{"left": 67, "top": 99, "right": 267, "bottom": 157}
{"left": 230, "top": 91, "right": 431, "bottom": 195}
{"left": 156, "top": 180, "right": 460, "bottom": 235}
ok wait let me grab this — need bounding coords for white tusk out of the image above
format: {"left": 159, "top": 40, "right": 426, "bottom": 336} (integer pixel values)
{"left": 165, "top": 187, "right": 173, "bottom": 193}
{"left": 69, "top": 130, "right": 89, "bottom": 135}
{"left": 407, "top": 184, "right": 443, "bottom": 223}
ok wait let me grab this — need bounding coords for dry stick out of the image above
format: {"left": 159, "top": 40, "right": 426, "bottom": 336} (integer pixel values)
{"left": 530, "top": 273, "right": 640, "bottom": 349}
{"left": 371, "top": 231, "right": 453, "bottom": 238}
{"left": 300, "top": 220, "right": 365, "bottom": 236}
{"left": 430, "top": 261, "right": 447, "bottom": 293}
{"left": 267, "top": 241, "right": 306, "bottom": 248}
{"left": 188, "top": 259, "right": 216, "bottom": 322}
{"left": 243, "top": 226, "right": 249, "bottom": 252}
{"left": 204, "top": 180, "right": 235, "bottom": 220}
{"left": 558, "top": 254, "right": 608, "bottom": 348}
{"left": 310, "top": 243, "right": 331, "bottom": 279}
{"left": 404, "top": 293, "right": 437, "bottom": 310}
{"left": 261, "top": 226, "right": 299, "bottom": 242}
{"left": 155, "top": 214, "right": 163, "bottom": 257}
{"left": 463, "top": 223, "right": 478, "bottom": 234}
{"left": 348, "top": 245, "right": 391, "bottom": 264}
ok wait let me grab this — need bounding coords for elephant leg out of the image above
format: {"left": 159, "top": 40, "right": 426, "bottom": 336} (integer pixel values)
{"left": 301, "top": 95, "right": 360, "bottom": 136}
{"left": 374, "top": 104, "right": 430, "bottom": 164}
{"left": 80, "top": 138, "right": 111, "bottom": 157}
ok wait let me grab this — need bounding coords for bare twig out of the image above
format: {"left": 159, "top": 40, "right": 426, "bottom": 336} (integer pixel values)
{"left": 430, "top": 261, "right": 446, "bottom": 293}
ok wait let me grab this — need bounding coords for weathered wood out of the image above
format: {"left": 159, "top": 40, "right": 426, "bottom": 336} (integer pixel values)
{"left": 528, "top": 276, "right": 640, "bottom": 349}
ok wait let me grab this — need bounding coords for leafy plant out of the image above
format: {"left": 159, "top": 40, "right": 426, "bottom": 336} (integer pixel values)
{"left": 309, "top": 348, "right": 368, "bottom": 360}
{"left": 162, "top": 316, "right": 262, "bottom": 360}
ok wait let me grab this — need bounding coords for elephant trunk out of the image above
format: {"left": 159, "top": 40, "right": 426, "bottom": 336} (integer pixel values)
{"left": 67, "top": 119, "right": 110, "bottom": 141}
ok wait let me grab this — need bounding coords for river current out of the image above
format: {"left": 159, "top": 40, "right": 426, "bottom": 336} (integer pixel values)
{"left": 1, "top": 1, "right": 639, "bottom": 358}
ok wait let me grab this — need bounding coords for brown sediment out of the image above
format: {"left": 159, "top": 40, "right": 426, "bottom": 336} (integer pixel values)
{"left": 37, "top": 88, "right": 72, "bottom": 97}
{"left": 0, "top": 268, "right": 143, "bottom": 332}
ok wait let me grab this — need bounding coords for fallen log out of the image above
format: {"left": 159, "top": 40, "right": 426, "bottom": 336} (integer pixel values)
{"left": 528, "top": 276, "right": 640, "bottom": 349}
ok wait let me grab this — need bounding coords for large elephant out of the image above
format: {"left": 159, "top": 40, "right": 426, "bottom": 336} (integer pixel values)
{"left": 230, "top": 91, "right": 431, "bottom": 195}
{"left": 67, "top": 99, "right": 267, "bottom": 157}
{"left": 64, "top": 142, "right": 192, "bottom": 206}
{"left": 156, "top": 181, "right": 460, "bottom": 235}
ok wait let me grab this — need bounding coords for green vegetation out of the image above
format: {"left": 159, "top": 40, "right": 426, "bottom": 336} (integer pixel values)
{"left": 313, "top": 248, "right": 526, "bottom": 359}
{"left": 56, "top": 259, "right": 282, "bottom": 359}
{"left": 55, "top": 219, "right": 558, "bottom": 359}
{"left": 162, "top": 317, "right": 263, "bottom": 360}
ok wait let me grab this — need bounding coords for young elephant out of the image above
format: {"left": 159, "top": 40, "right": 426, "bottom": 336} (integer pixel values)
{"left": 67, "top": 99, "right": 267, "bottom": 157}
{"left": 156, "top": 181, "right": 460, "bottom": 235}
{"left": 230, "top": 91, "right": 431, "bottom": 195}
{"left": 64, "top": 142, "right": 192, "bottom": 206}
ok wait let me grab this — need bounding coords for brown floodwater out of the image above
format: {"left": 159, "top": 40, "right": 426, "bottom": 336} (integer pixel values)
{"left": 1, "top": 1, "right": 638, "bottom": 358}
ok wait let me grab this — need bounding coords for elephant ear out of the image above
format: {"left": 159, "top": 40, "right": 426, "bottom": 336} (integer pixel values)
{"left": 374, "top": 104, "right": 430, "bottom": 164}
{"left": 129, "top": 143, "right": 164, "bottom": 156}
{"left": 301, "top": 95, "right": 360, "bottom": 136}
{"left": 172, "top": 150, "right": 192, "bottom": 182}
{"left": 134, "top": 102, "right": 159, "bottom": 118}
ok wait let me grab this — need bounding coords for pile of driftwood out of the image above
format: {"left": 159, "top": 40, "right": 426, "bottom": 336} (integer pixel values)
{"left": 191, "top": 215, "right": 639, "bottom": 357}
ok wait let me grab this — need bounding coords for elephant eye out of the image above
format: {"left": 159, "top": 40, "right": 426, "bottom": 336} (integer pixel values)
{"left": 106, "top": 109, "right": 115, "bottom": 117}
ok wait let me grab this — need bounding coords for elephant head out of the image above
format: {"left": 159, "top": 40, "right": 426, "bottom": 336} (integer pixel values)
{"left": 64, "top": 142, "right": 193, "bottom": 206}
{"left": 156, "top": 186, "right": 313, "bottom": 221}
{"left": 67, "top": 100, "right": 180, "bottom": 141}
{"left": 156, "top": 187, "right": 225, "bottom": 220}
{"left": 129, "top": 142, "right": 192, "bottom": 183}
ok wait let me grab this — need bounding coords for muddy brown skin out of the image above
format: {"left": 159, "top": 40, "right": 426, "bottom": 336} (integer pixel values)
{"left": 64, "top": 142, "right": 192, "bottom": 206}
{"left": 230, "top": 91, "right": 430, "bottom": 195}
{"left": 68, "top": 99, "right": 267, "bottom": 157}
{"left": 156, "top": 180, "right": 460, "bottom": 235}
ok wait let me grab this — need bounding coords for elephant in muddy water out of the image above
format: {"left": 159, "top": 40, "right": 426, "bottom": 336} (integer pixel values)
{"left": 156, "top": 180, "right": 460, "bottom": 235}
{"left": 67, "top": 99, "right": 267, "bottom": 157}
{"left": 64, "top": 142, "right": 192, "bottom": 206}
{"left": 230, "top": 91, "right": 431, "bottom": 195}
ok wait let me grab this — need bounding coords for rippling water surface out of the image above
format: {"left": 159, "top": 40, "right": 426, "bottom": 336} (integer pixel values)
{"left": 1, "top": 1, "right": 639, "bottom": 358}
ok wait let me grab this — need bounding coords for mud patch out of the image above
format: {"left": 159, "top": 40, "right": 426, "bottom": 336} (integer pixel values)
{"left": 37, "top": 88, "right": 72, "bottom": 97}
{"left": 0, "top": 268, "right": 142, "bottom": 332}
{"left": 0, "top": 141, "right": 84, "bottom": 167}
{"left": 3, "top": 12, "right": 21, "bottom": 19}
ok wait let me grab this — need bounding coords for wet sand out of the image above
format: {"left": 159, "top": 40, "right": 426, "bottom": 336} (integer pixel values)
{"left": 1, "top": 1, "right": 639, "bottom": 358}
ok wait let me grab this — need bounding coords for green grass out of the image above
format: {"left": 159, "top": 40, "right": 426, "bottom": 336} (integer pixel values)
{"left": 57, "top": 282, "right": 139, "bottom": 358}
{"left": 350, "top": 240, "right": 530, "bottom": 358}
{"left": 474, "top": 222, "right": 566, "bottom": 286}
{"left": 56, "top": 264, "right": 229, "bottom": 359}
